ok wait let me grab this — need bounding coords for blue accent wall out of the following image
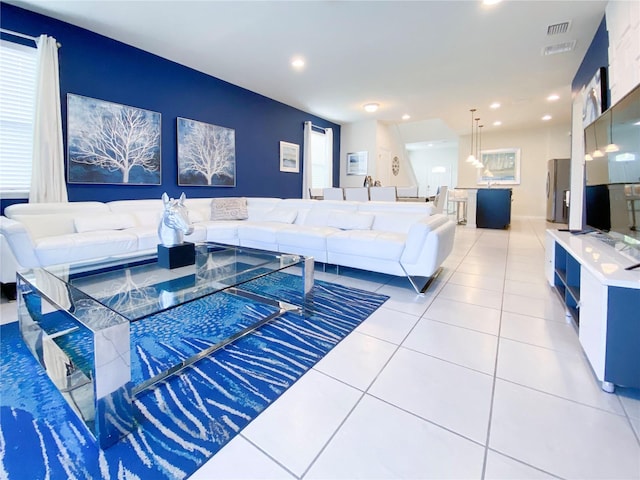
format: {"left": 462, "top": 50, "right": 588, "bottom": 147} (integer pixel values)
{"left": 0, "top": 3, "right": 340, "bottom": 211}
{"left": 572, "top": 16, "right": 609, "bottom": 101}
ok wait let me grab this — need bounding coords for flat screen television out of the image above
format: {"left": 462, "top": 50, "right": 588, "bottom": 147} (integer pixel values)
{"left": 584, "top": 81, "right": 640, "bottom": 259}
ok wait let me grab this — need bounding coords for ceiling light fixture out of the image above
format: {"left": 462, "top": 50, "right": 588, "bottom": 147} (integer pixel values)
{"left": 476, "top": 123, "right": 484, "bottom": 168}
{"left": 466, "top": 108, "right": 477, "bottom": 163}
{"left": 547, "top": 94, "right": 560, "bottom": 101}
{"left": 605, "top": 110, "right": 619, "bottom": 153}
{"left": 542, "top": 114, "right": 552, "bottom": 121}
{"left": 493, "top": 121, "right": 502, "bottom": 126}
{"left": 363, "top": 103, "right": 379, "bottom": 113}
{"left": 592, "top": 125, "right": 604, "bottom": 158}
{"left": 482, "top": 0, "right": 502, "bottom": 5}
{"left": 291, "top": 57, "right": 305, "bottom": 68}
{"left": 402, "top": 114, "right": 411, "bottom": 120}
{"left": 490, "top": 102, "right": 501, "bottom": 109}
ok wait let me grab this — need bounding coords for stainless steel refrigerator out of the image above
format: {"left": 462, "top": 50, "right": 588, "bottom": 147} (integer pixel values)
{"left": 546, "top": 158, "right": 570, "bottom": 223}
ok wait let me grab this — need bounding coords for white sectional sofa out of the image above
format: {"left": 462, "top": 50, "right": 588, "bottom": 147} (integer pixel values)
{"left": 0, "top": 197, "right": 456, "bottom": 293}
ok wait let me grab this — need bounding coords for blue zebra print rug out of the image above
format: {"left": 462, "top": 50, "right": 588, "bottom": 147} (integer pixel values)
{"left": 0, "top": 277, "right": 388, "bottom": 479}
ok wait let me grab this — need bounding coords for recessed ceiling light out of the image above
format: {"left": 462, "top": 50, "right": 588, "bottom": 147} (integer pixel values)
{"left": 291, "top": 57, "right": 305, "bottom": 68}
{"left": 482, "top": 0, "right": 502, "bottom": 5}
{"left": 363, "top": 103, "right": 379, "bottom": 113}
{"left": 490, "top": 102, "right": 501, "bottom": 109}
{"left": 493, "top": 121, "right": 502, "bottom": 126}
{"left": 542, "top": 114, "right": 552, "bottom": 121}
{"left": 402, "top": 114, "right": 411, "bottom": 120}
{"left": 547, "top": 94, "right": 560, "bottom": 101}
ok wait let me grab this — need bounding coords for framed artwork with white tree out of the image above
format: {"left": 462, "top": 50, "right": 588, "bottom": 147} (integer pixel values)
{"left": 67, "top": 94, "right": 161, "bottom": 185}
{"left": 177, "top": 117, "right": 236, "bottom": 186}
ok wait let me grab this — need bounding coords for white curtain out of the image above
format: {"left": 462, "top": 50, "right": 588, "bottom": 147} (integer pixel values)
{"left": 30, "top": 35, "right": 67, "bottom": 203}
{"left": 324, "top": 127, "right": 333, "bottom": 187}
{"left": 302, "top": 121, "right": 313, "bottom": 198}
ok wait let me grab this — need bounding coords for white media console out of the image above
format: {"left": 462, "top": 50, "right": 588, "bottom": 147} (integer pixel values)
{"left": 545, "top": 229, "right": 640, "bottom": 393}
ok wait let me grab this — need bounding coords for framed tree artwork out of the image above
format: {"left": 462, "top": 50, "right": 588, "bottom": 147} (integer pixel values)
{"left": 67, "top": 94, "right": 161, "bottom": 185}
{"left": 177, "top": 117, "right": 236, "bottom": 186}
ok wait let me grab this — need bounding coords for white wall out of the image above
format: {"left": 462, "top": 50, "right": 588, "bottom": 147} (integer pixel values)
{"left": 408, "top": 145, "right": 458, "bottom": 197}
{"left": 606, "top": 1, "right": 640, "bottom": 105}
{"left": 457, "top": 124, "right": 571, "bottom": 217}
{"left": 339, "top": 120, "right": 377, "bottom": 187}
{"left": 376, "top": 123, "right": 415, "bottom": 187}
{"left": 339, "top": 120, "right": 415, "bottom": 188}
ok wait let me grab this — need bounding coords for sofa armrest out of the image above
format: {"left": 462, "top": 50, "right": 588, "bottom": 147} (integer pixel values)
{"left": 0, "top": 216, "right": 40, "bottom": 269}
{"left": 401, "top": 217, "right": 456, "bottom": 276}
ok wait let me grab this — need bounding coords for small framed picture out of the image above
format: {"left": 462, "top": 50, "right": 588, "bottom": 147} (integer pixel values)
{"left": 477, "top": 148, "right": 521, "bottom": 185}
{"left": 346, "top": 151, "right": 368, "bottom": 175}
{"left": 280, "top": 141, "right": 300, "bottom": 173}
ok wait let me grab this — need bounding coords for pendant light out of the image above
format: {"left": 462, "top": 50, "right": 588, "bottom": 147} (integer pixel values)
{"left": 476, "top": 123, "right": 484, "bottom": 168}
{"left": 592, "top": 126, "right": 604, "bottom": 158}
{"left": 466, "top": 109, "right": 477, "bottom": 163}
{"left": 605, "top": 109, "right": 619, "bottom": 153}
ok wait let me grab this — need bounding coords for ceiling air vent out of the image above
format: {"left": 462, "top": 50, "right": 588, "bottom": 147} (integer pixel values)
{"left": 542, "top": 40, "right": 576, "bottom": 56}
{"left": 547, "top": 21, "right": 571, "bottom": 35}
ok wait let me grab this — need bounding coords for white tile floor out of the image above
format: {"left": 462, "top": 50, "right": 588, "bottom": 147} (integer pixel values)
{"left": 2, "top": 218, "right": 639, "bottom": 479}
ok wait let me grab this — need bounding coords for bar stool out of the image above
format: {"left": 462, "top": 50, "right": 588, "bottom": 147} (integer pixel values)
{"left": 450, "top": 189, "right": 468, "bottom": 225}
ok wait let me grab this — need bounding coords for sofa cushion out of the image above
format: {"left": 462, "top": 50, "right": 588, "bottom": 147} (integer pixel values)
{"left": 132, "top": 210, "right": 162, "bottom": 228}
{"left": 187, "top": 208, "right": 210, "bottom": 223}
{"left": 74, "top": 213, "right": 137, "bottom": 233}
{"left": 202, "top": 221, "right": 243, "bottom": 244}
{"left": 372, "top": 212, "right": 428, "bottom": 234}
{"left": 262, "top": 208, "right": 298, "bottom": 224}
{"left": 5, "top": 201, "right": 109, "bottom": 218}
{"left": 211, "top": 197, "right": 248, "bottom": 221}
{"left": 276, "top": 225, "right": 340, "bottom": 251}
{"left": 237, "top": 222, "right": 289, "bottom": 246}
{"left": 327, "top": 211, "right": 374, "bottom": 230}
{"left": 327, "top": 230, "right": 406, "bottom": 260}
{"left": 33, "top": 231, "right": 139, "bottom": 265}
{"left": 12, "top": 214, "right": 76, "bottom": 240}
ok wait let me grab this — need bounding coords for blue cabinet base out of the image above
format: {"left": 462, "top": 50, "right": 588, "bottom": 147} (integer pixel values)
{"left": 476, "top": 188, "right": 512, "bottom": 229}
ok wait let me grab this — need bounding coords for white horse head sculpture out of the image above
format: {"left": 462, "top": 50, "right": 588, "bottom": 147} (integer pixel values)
{"left": 158, "top": 192, "right": 194, "bottom": 247}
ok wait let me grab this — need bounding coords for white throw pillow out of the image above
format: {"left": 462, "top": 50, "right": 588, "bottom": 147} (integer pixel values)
{"left": 262, "top": 208, "right": 298, "bottom": 224}
{"left": 327, "top": 211, "right": 374, "bottom": 230}
{"left": 211, "top": 197, "right": 248, "bottom": 221}
{"left": 74, "top": 213, "right": 137, "bottom": 233}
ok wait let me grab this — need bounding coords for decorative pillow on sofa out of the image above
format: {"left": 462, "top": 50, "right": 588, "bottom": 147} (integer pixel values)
{"left": 211, "top": 197, "right": 248, "bottom": 221}
{"left": 74, "top": 213, "right": 137, "bottom": 233}
{"left": 327, "top": 211, "right": 374, "bottom": 230}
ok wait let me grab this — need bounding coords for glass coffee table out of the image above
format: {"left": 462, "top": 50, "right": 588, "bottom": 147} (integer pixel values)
{"left": 16, "top": 243, "right": 314, "bottom": 448}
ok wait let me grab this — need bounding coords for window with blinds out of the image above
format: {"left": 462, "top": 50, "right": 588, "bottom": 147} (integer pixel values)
{"left": 0, "top": 39, "right": 37, "bottom": 198}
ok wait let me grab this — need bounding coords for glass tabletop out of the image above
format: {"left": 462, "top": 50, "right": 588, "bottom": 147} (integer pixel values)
{"left": 37, "top": 243, "right": 305, "bottom": 322}
{"left": 17, "top": 242, "right": 313, "bottom": 448}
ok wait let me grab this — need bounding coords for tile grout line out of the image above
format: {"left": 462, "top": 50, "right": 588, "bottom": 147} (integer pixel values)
{"left": 298, "top": 268, "right": 422, "bottom": 479}
{"left": 300, "top": 232, "right": 486, "bottom": 478}
{"left": 480, "top": 224, "right": 511, "bottom": 480}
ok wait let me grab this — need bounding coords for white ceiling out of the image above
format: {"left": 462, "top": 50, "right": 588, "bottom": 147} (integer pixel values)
{"left": 8, "top": 0, "right": 608, "bottom": 138}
